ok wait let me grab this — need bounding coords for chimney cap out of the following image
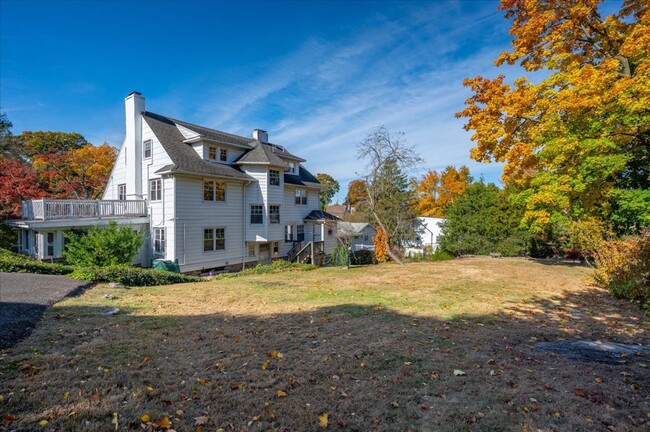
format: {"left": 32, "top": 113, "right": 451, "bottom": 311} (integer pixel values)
{"left": 127, "top": 91, "right": 143, "bottom": 97}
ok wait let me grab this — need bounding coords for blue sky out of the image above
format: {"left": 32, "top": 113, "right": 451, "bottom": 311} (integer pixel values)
{"left": 2, "top": 0, "right": 524, "bottom": 202}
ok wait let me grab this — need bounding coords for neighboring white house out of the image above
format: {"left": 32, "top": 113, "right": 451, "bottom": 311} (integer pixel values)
{"left": 405, "top": 217, "right": 445, "bottom": 256}
{"left": 337, "top": 222, "right": 376, "bottom": 251}
{"left": 7, "top": 92, "right": 339, "bottom": 272}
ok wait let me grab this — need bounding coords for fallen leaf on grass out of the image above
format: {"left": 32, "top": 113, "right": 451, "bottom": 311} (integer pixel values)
{"left": 318, "top": 412, "right": 328, "bottom": 428}
{"left": 63, "top": 391, "right": 69, "bottom": 399}
{"left": 267, "top": 350, "right": 284, "bottom": 359}
{"left": 261, "top": 361, "right": 269, "bottom": 370}
{"left": 276, "top": 389, "right": 287, "bottom": 397}
{"left": 453, "top": 370, "right": 466, "bottom": 376}
{"left": 38, "top": 419, "right": 48, "bottom": 426}
{"left": 234, "top": 336, "right": 240, "bottom": 344}
{"left": 140, "top": 414, "right": 150, "bottom": 422}
{"left": 143, "top": 355, "right": 152, "bottom": 362}
{"left": 3, "top": 414, "right": 17, "bottom": 423}
{"left": 156, "top": 416, "right": 171, "bottom": 429}
{"left": 19, "top": 364, "right": 33, "bottom": 371}
{"left": 194, "top": 415, "right": 208, "bottom": 425}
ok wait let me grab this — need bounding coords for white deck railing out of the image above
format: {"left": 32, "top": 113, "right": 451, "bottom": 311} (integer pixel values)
{"left": 21, "top": 199, "right": 148, "bottom": 220}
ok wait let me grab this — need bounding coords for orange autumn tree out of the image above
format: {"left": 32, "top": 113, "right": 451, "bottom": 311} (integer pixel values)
{"left": 416, "top": 165, "right": 471, "bottom": 217}
{"left": 373, "top": 227, "right": 388, "bottom": 262}
{"left": 33, "top": 143, "right": 117, "bottom": 199}
{"left": 456, "top": 0, "right": 650, "bottom": 234}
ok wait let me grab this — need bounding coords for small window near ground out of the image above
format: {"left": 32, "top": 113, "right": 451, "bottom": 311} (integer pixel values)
{"left": 248, "top": 243, "right": 256, "bottom": 257}
{"left": 328, "top": 228, "right": 333, "bottom": 236}
{"left": 143, "top": 140, "right": 152, "bottom": 159}
{"left": 269, "top": 169, "right": 280, "bottom": 186}
{"left": 273, "top": 241, "right": 279, "bottom": 254}
{"left": 270, "top": 205, "right": 280, "bottom": 224}
{"left": 46, "top": 232, "right": 55, "bottom": 256}
{"left": 150, "top": 179, "right": 162, "bottom": 201}
{"left": 251, "top": 205, "right": 263, "bottom": 224}
{"left": 154, "top": 228, "right": 165, "bottom": 255}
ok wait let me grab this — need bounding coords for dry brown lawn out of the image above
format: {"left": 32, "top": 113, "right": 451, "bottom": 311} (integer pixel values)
{"left": 1, "top": 257, "right": 648, "bottom": 432}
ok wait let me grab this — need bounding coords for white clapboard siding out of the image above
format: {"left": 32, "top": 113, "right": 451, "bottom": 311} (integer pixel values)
{"left": 243, "top": 165, "right": 268, "bottom": 242}
{"left": 102, "top": 139, "right": 128, "bottom": 200}
{"left": 174, "top": 175, "right": 256, "bottom": 272}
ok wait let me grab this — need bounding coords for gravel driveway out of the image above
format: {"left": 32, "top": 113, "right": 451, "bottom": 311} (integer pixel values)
{"left": 0, "top": 272, "right": 90, "bottom": 349}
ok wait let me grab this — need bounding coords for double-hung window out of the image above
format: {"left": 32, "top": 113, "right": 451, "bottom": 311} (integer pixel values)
{"left": 295, "top": 189, "right": 307, "bottom": 205}
{"left": 250, "top": 205, "right": 263, "bottom": 224}
{"left": 204, "top": 227, "right": 225, "bottom": 251}
{"left": 269, "top": 205, "right": 280, "bottom": 224}
{"left": 203, "top": 180, "right": 225, "bottom": 201}
{"left": 46, "top": 232, "right": 55, "bottom": 257}
{"left": 154, "top": 228, "right": 165, "bottom": 255}
{"left": 273, "top": 241, "right": 279, "bottom": 254}
{"left": 297, "top": 224, "right": 305, "bottom": 242}
{"left": 143, "top": 140, "right": 152, "bottom": 159}
{"left": 118, "top": 184, "right": 126, "bottom": 201}
{"left": 150, "top": 179, "right": 162, "bottom": 201}
{"left": 220, "top": 148, "right": 227, "bottom": 162}
{"left": 269, "top": 169, "right": 280, "bottom": 186}
{"left": 248, "top": 242, "right": 256, "bottom": 257}
{"left": 285, "top": 225, "right": 293, "bottom": 241}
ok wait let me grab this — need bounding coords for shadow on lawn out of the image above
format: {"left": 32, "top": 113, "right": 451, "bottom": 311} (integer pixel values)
{"left": 1, "top": 288, "right": 648, "bottom": 432}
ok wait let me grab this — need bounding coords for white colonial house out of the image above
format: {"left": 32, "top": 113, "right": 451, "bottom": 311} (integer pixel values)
{"left": 7, "top": 92, "right": 339, "bottom": 273}
{"left": 404, "top": 217, "right": 445, "bottom": 256}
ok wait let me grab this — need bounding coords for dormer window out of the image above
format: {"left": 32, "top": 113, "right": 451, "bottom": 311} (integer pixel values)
{"left": 208, "top": 146, "right": 217, "bottom": 160}
{"left": 143, "top": 140, "right": 152, "bottom": 159}
{"left": 288, "top": 162, "right": 298, "bottom": 174}
{"left": 220, "top": 148, "right": 227, "bottom": 162}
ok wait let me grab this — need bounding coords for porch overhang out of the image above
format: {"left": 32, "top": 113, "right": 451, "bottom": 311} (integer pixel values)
{"left": 5, "top": 216, "right": 149, "bottom": 230}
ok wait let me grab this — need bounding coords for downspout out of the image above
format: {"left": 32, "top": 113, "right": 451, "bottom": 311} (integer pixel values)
{"left": 242, "top": 179, "right": 253, "bottom": 270}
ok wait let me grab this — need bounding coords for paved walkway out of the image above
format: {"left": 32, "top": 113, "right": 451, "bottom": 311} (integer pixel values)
{"left": 0, "top": 272, "right": 89, "bottom": 349}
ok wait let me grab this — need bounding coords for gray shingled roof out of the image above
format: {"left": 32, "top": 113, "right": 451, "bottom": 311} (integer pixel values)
{"left": 143, "top": 111, "right": 320, "bottom": 187}
{"left": 234, "top": 142, "right": 288, "bottom": 167}
{"left": 284, "top": 165, "right": 321, "bottom": 187}
{"left": 304, "top": 210, "right": 340, "bottom": 221}
{"left": 144, "top": 112, "right": 253, "bottom": 180}
{"left": 170, "top": 117, "right": 254, "bottom": 148}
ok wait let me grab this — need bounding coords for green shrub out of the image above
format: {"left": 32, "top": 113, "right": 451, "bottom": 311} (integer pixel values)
{"left": 0, "top": 248, "right": 73, "bottom": 275}
{"left": 593, "top": 234, "right": 650, "bottom": 308}
{"left": 222, "top": 260, "right": 316, "bottom": 278}
{"left": 70, "top": 265, "right": 203, "bottom": 286}
{"left": 330, "top": 243, "right": 349, "bottom": 266}
{"left": 350, "top": 249, "right": 374, "bottom": 265}
{"left": 64, "top": 221, "right": 144, "bottom": 267}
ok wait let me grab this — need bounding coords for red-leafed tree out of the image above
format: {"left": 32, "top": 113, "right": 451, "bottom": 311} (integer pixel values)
{"left": 0, "top": 158, "right": 47, "bottom": 219}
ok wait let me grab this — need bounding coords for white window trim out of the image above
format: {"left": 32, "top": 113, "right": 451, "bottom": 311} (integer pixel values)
{"left": 250, "top": 204, "right": 263, "bottom": 224}
{"left": 295, "top": 188, "right": 307, "bottom": 205}
{"left": 118, "top": 184, "right": 127, "bottom": 201}
{"left": 153, "top": 228, "right": 166, "bottom": 256}
{"left": 269, "top": 169, "right": 280, "bottom": 186}
{"left": 149, "top": 178, "right": 162, "bottom": 201}
{"left": 203, "top": 179, "right": 226, "bottom": 202}
{"left": 203, "top": 227, "right": 226, "bottom": 253}
{"left": 248, "top": 242, "right": 256, "bottom": 257}
{"left": 143, "top": 139, "right": 152, "bottom": 159}
{"left": 269, "top": 204, "right": 280, "bottom": 224}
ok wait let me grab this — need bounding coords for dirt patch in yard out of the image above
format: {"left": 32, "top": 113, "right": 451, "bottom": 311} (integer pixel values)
{"left": 0, "top": 258, "right": 648, "bottom": 431}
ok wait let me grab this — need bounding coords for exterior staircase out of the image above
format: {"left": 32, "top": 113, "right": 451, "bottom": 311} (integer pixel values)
{"left": 287, "top": 241, "right": 325, "bottom": 266}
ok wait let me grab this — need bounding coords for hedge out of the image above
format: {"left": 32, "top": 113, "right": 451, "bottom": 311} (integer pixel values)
{"left": 70, "top": 265, "right": 204, "bottom": 286}
{"left": 0, "top": 248, "right": 74, "bottom": 275}
{"left": 220, "top": 260, "right": 316, "bottom": 278}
